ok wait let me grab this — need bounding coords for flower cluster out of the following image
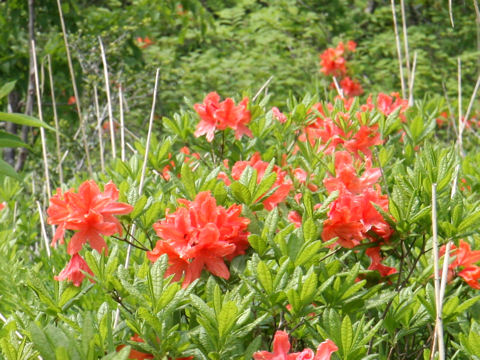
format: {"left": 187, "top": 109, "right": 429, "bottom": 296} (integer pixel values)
{"left": 301, "top": 98, "right": 397, "bottom": 276}
{"left": 161, "top": 146, "right": 200, "bottom": 181}
{"left": 147, "top": 191, "right": 250, "bottom": 287}
{"left": 219, "top": 152, "right": 293, "bottom": 210}
{"left": 363, "top": 92, "right": 409, "bottom": 122}
{"left": 48, "top": 180, "right": 133, "bottom": 286}
{"left": 194, "top": 92, "right": 252, "bottom": 142}
{"left": 319, "top": 40, "right": 363, "bottom": 98}
{"left": 440, "top": 240, "right": 480, "bottom": 289}
{"left": 300, "top": 102, "right": 382, "bottom": 158}
{"left": 253, "top": 331, "right": 338, "bottom": 360}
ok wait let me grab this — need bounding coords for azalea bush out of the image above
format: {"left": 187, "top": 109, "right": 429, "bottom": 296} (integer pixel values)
{"left": 1, "top": 75, "right": 480, "bottom": 360}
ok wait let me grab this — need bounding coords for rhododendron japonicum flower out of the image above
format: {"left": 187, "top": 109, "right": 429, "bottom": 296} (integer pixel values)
{"left": 366, "top": 247, "right": 397, "bottom": 277}
{"left": 47, "top": 180, "right": 134, "bottom": 255}
{"left": 253, "top": 331, "right": 338, "bottom": 360}
{"left": 147, "top": 191, "right": 250, "bottom": 288}
{"left": 229, "top": 153, "right": 293, "bottom": 210}
{"left": 369, "top": 92, "right": 409, "bottom": 121}
{"left": 338, "top": 77, "right": 363, "bottom": 97}
{"left": 322, "top": 152, "right": 393, "bottom": 248}
{"left": 440, "top": 240, "right": 480, "bottom": 289}
{"left": 54, "top": 253, "right": 94, "bottom": 287}
{"left": 272, "top": 107, "right": 287, "bottom": 123}
{"left": 194, "top": 92, "right": 252, "bottom": 142}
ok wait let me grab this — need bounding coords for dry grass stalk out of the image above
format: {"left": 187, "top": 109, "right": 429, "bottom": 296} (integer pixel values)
{"left": 457, "top": 58, "right": 464, "bottom": 156}
{"left": 431, "top": 183, "right": 445, "bottom": 360}
{"left": 99, "top": 36, "right": 116, "bottom": 159}
{"left": 32, "top": 40, "right": 52, "bottom": 200}
{"left": 36, "top": 201, "right": 51, "bottom": 258}
{"left": 332, "top": 76, "right": 344, "bottom": 99}
{"left": 252, "top": 75, "right": 274, "bottom": 102}
{"left": 462, "top": 72, "right": 480, "bottom": 139}
{"left": 119, "top": 85, "right": 126, "bottom": 162}
{"left": 114, "top": 68, "right": 161, "bottom": 328}
{"left": 400, "top": 0, "right": 411, "bottom": 94}
{"left": 408, "top": 51, "right": 417, "bottom": 106}
{"left": 47, "top": 55, "right": 64, "bottom": 184}
{"left": 94, "top": 85, "right": 105, "bottom": 172}
{"left": 56, "top": 0, "right": 92, "bottom": 175}
{"left": 391, "top": 0, "right": 406, "bottom": 98}
{"left": 450, "top": 164, "right": 460, "bottom": 199}
{"left": 449, "top": 0, "right": 455, "bottom": 27}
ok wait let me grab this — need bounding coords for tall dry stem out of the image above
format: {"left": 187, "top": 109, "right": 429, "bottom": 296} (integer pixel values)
{"left": 94, "top": 86, "right": 105, "bottom": 172}
{"left": 47, "top": 55, "right": 63, "bottom": 184}
{"left": 32, "top": 40, "right": 52, "bottom": 200}
{"left": 391, "top": 0, "right": 406, "bottom": 98}
{"left": 114, "top": 68, "right": 161, "bottom": 328}
{"left": 56, "top": 0, "right": 92, "bottom": 175}
{"left": 99, "top": 37, "right": 116, "bottom": 159}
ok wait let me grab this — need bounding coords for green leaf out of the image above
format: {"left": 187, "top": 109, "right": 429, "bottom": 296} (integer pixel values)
{"left": 28, "top": 322, "right": 55, "bottom": 360}
{"left": 217, "top": 301, "right": 238, "bottom": 339}
{"left": 0, "top": 81, "right": 16, "bottom": 100}
{"left": 130, "top": 195, "right": 147, "bottom": 219}
{"left": 458, "top": 211, "right": 480, "bottom": 232}
{"left": 0, "top": 112, "right": 56, "bottom": 131}
{"left": 300, "top": 272, "right": 317, "bottom": 305}
{"left": 261, "top": 207, "right": 279, "bottom": 240}
{"left": 0, "top": 159, "right": 20, "bottom": 180}
{"left": 253, "top": 172, "right": 277, "bottom": 201}
{"left": 230, "top": 182, "right": 251, "bottom": 205}
{"left": 248, "top": 234, "right": 267, "bottom": 256}
{"left": 257, "top": 261, "right": 273, "bottom": 295}
{"left": 341, "top": 315, "right": 353, "bottom": 356}
{"left": 0, "top": 131, "right": 28, "bottom": 148}
{"left": 302, "top": 217, "right": 317, "bottom": 243}
{"left": 181, "top": 163, "right": 196, "bottom": 199}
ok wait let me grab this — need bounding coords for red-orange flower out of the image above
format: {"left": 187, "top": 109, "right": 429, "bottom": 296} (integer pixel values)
{"left": 136, "top": 36, "right": 153, "bottom": 49}
{"left": 375, "top": 92, "right": 409, "bottom": 121}
{"left": 47, "top": 180, "right": 133, "bottom": 255}
{"left": 322, "top": 152, "right": 393, "bottom": 248}
{"left": 440, "top": 240, "right": 480, "bottom": 289}
{"left": 147, "top": 191, "right": 250, "bottom": 288}
{"left": 339, "top": 77, "right": 363, "bottom": 97}
{"left": 272, "top": 107, "right": 287, "bottom": 123}
{"left": 366, "top": 247, "right": 397, "bottom": 277}
{"left": 253, "top": 331, "right": 338, "bottom": 360}
{"left": 54, "top": 253, "right": 94, "bottom": 287}
{"left": 194, "top": 92, "right": 252, "bottom": 142}
{"left": 230, "top": 153, "right": 293, "bottom": 210}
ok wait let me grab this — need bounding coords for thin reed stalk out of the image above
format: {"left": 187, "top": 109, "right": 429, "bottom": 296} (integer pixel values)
{"left": 391, "top": 0, "right": 406, "bottom": 98}
{"left": 36, "top": 201, "right": 51, "bottom": 258}
{"left": 47, "top": 55, "right": 63, "bottom": 184}
{"left": 252, "top": 76, "right": 274, "bottom": 102}
{"left": 32, "top": 40, "right": 52, "bottom": 200}
{"left": 400, "top": 0, "right": 411, "bottom": 94}
{"left": 114, "top": 68, "right": 161, "bottom": 328}
{"left": 408, "top": 51, "right": 417, "bottom": 106}
{"left": 94, "top": 85, "right": 105, "bottom": 172}
{"left": 56, "top": 0, "right": 92, "bottom": 175}
{"left": 431, "top": 184, "right": 445, "bottom": 360}
{"left": 457, "top": 58, "right": 463, "bottom": 156}
{"left": 99, "top": 37, "right": 116, "bottom": 159}
{"left": 119, "top": 85, "right": 125, "bottom": 162}
{"left": 332, "top": 76, "right": 344, "bottom": 99}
